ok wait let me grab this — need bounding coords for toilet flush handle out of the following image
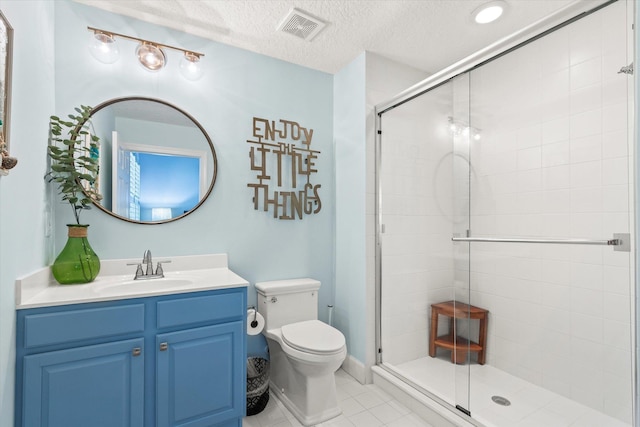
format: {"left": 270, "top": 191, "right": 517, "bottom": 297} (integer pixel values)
{"left": 271, "top": 297, "right": 278, "bottom": 303}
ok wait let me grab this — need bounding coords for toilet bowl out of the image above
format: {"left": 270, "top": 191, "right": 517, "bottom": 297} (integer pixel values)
{"left": 255, "top": 279, "right": 347, "bottom": 426}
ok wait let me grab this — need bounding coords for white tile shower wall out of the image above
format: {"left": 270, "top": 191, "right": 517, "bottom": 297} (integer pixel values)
{"left": 466, "top": 2, "right": 632, "bottom": 423}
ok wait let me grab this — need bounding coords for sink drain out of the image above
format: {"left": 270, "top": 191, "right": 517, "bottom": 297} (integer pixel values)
{"left": 492, "top": 395, "right": 511, "bottom": 406}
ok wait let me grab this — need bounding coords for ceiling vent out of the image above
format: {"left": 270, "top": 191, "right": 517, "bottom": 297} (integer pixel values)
{"left": 277, "top": 8, "right": 326, "bottom": 42}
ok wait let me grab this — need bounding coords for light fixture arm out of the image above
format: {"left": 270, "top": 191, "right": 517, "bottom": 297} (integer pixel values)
{"left": 87, "top": 26, "right": 204, "bottom": 59}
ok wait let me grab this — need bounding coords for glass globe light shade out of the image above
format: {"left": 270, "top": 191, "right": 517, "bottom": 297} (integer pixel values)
{"left": 136, "top": 43, "right": 166, "bottom": 72}
{"left": 89, "top": 32, "right": 119, "bottom": 64}
{"left": 180, "top": 52, "right": 204, "bottom": 81}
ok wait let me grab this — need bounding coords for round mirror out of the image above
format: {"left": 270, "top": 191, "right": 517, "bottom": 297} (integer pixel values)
{"left": 83, "top": 97, "right": 217, "bottom": 224}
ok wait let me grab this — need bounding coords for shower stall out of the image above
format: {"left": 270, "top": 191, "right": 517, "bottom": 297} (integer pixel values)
{"left": 375, "top": 1, "right": 635, "bottom": 426}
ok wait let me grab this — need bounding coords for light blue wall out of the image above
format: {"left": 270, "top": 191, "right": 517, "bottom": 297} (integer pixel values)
{"left": 333, "top": 53, "right": 367, "bottom": 363}
{"left": 0, "top": 2, "right": 55, "bottom": 426}
{"left": 0, "top": 1, "right": 337, "bottom": 423}
{"left": 52, "top": 1, "right": 335, "bottom": 320}
{"left": 115, "top": 117, "right": 207, "bottom": 153}
{"left": 0, "top": 2, "right": 336, "bottom": 423}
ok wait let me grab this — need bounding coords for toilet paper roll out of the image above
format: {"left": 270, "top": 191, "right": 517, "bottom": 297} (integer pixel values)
{"left": 247, "top": 309, "right": 265, "bottom": 335}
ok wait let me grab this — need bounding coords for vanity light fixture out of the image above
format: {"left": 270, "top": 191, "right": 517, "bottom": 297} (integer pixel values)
{"left": 472, "top": 0, "right": 507, "bottom": 24}
{"left": 87, "top": 27, "right": 204, "bottom": 79}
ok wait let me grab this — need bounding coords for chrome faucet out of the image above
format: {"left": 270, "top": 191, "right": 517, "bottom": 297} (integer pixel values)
{"left": 143, "top": 250, "right": 153, "bottom": 275}
{"left": 129, "top": 250, "right": 170, "bottom": 280}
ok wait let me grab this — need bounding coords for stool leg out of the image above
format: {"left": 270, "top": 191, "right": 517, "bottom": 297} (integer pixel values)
{"left": 478, "top": 315, "right": 487, "bottom": 365}
{"left": 450, "top": 318, "right": 467, "bottom": 364}
{"left": 449, "top": 317, "right": 456, "bottom": 341}
{"left": 429, "top": 309, "right": 438, "bottom": 357}
{"left": 453, "top": 348, "right": 467, "bottom": 365}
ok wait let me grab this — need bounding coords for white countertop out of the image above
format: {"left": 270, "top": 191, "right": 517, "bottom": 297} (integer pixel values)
{"left": 16, "top": 253, "right": 249, "bottom": 309}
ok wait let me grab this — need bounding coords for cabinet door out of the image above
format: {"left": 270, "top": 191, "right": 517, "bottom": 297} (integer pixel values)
{"left": 22, "top": 338, "right": 144, "bottom": 427}
{"left": 156, "top": 321, "right": 244, "bottom": 427}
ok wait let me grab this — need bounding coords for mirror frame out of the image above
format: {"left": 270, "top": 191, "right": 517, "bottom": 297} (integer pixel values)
{"left": 80, "top": 96, "right": 218, "bottom": 224}
{"left": 0, "top": 11, "right": 13, "bottom": 150}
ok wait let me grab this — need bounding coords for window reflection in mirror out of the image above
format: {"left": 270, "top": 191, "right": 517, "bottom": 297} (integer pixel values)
{"left": 86, "top": 97, "right": 217, "bottom": 224}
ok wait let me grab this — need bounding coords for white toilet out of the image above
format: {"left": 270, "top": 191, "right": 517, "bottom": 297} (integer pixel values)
{"left": 255, "top": 278, "right": 347, "bottom": 426}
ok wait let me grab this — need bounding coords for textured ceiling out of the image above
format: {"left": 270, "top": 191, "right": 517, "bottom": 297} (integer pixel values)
{"left": 75, "top": 0, "right": 579, "bottom": 74}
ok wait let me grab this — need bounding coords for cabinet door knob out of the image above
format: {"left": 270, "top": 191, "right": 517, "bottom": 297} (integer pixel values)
{"left": 159, "top": 342, "right": 168, "bottom": 351}
{"left": 132, "top": 347, "right": 142, "bottom": 357}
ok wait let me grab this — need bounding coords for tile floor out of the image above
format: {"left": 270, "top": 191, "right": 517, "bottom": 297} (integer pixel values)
{"left": 242, "top": 369, "right": 434, "bottom": 427}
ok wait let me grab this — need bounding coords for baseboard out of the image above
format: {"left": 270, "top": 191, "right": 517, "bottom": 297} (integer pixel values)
{"left": 371, "top": 366, "right": 478, "bottom": 427}
{"left": 340, "top": 354, "right": 368, "bottom": 384}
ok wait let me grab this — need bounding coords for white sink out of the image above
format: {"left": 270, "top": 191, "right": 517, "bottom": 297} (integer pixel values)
{"left": 92, "top": 277, "right": 196, "bottom": 296}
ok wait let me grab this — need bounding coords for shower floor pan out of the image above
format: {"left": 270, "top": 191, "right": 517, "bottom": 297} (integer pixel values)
{"left": 377, "top": 356, "right": 629, "bottom": 427}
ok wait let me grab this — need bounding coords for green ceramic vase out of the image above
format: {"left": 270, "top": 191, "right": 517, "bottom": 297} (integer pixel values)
{"left": 51, "top": 225, "right": 101, "bottom": 284}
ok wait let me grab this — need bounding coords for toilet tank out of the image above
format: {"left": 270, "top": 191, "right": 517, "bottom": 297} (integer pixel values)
{"left": 255, "top": 278, "right": 320, "bottom": 330}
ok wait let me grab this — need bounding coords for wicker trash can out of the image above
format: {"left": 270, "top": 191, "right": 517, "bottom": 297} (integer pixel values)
{"left": 246, "top": 357, "right": 270, "bottom": 416}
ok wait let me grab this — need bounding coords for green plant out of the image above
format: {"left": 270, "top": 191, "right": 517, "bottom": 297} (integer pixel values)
{"left": 47, "top": 105, "right": 103, "bottom": 225}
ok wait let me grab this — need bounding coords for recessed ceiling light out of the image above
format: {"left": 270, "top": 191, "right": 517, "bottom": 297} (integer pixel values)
{"left": 472, "top": 0, "right": 507, "bottom": 24}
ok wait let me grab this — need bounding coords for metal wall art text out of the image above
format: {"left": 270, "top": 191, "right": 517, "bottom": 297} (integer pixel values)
{"left": 247, "top": 117, "right": 321, "bottom": 220}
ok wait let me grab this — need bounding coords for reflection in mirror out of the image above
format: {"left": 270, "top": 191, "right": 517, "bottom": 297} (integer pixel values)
{"left": 86, "top": 97, "right": 217, "bottom": 224}
{"left": 0, "top": 11, "right": 13, "bottom": 150}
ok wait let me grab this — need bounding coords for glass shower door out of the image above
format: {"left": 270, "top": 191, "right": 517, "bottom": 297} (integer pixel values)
{"left": 450, "top": 72, "right": 472, "bottom": 416}
{"left": 377, "top": 73, "right": 473, "bottom": 415}
{"left": 462, "top": 2, "right": 634, "bottom": 424}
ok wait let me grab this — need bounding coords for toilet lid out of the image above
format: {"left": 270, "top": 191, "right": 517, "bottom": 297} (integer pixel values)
{"left": 281, "top": 320, "right": 345, "bottom": 354}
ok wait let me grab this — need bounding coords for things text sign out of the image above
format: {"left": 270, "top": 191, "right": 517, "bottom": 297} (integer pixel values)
{"left": 247, "top": 117, "right": 322, "bottom": 220}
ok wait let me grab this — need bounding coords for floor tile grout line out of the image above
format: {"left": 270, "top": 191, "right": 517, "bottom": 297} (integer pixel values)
{"left": 243, "top": 368, "right": 435, "bottom": 427}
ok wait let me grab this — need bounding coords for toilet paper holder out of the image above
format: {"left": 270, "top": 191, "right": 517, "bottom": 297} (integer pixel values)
{"left": 248, "top": 306, "right": 259, "bottom": 328}
{"left": 246, "top": 306, "right": 265, "bottom": 336}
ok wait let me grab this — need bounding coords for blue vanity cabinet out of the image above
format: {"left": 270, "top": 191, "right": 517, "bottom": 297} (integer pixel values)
{"left": 155, "top": 291, "right": 246, "bottom": 427}
{"left": 156, "top": 323, "right": 243, "bottom": 426}
{"left": 16, "top": 287, "right": 247, "bottom": 427}
{"left": 22, "top": 338, "right": 145, "bottom": 427}
{"left": 16, "top": 302, "right": 146, "bottom": 427}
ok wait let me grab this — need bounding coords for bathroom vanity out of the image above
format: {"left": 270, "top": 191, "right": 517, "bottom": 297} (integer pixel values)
{"left": 14, "top": 254, "right": 248, "bottom": 427}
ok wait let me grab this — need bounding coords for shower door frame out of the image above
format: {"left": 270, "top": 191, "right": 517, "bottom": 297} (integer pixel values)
{"left": 374, "top": 0, "right": 636, "bottom": 425}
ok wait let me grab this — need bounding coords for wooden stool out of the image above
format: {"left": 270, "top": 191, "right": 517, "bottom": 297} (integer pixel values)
{"left": 429, "top": 301, "right": 488, "bottom": 365}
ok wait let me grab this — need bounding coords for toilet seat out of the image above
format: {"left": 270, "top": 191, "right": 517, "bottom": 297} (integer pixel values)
{"left": 281, "top": 320, "right": 345, "bottom": 355}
